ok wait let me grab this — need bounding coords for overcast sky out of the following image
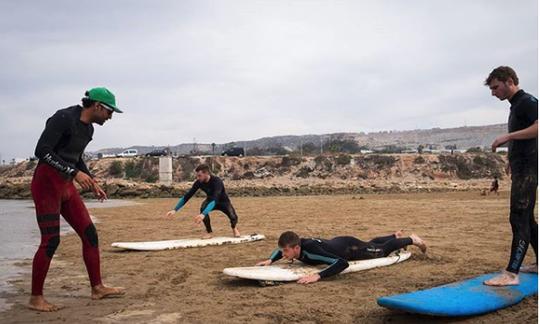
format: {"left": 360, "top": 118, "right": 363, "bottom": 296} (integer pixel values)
{"left": 0, "top": 0, "right": 537, "bottom": 160}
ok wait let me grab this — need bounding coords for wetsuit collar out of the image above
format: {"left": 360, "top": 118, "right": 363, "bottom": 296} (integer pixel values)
{"left": 77, "top": 105, "right": 91, "bottom": 125}
{"left": 509, "top": 89, "right": 525, "bottom": 106}
{"left": 297, "top": 238, "right": 306, "bottom": 260}
{"left": 202, "top": 175, "right": 212, "bottom": 183}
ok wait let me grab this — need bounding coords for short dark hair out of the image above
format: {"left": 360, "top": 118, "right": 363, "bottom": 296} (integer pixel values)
{"left": 278, "top": 231, "right": 300, "bottom": 248}
{"left": 485, "top": 66, "right": 519, "bottom": 86}
{"left": 81, "top": 97, "right": 97, "bottom": 108}
{"left": 195, "top": 164, "right": 210, "bottom": 173}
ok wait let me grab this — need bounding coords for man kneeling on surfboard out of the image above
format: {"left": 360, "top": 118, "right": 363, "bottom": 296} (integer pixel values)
{"left": 256, "top": 230, "right": 426, "bottom": 284}
{"left": 166, "top": 164, "right": 240, "bottom": 239}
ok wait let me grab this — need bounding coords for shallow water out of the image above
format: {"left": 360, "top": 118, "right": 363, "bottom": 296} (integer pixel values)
{"left": 0, "top": 199, "right": 136, "bottom": 311}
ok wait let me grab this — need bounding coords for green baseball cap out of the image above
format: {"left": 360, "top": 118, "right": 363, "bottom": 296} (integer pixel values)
{"left": 86, "top": 87, "right": 123, "bottom": 113}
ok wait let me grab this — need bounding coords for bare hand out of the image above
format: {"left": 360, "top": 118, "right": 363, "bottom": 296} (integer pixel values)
{"left": 166, "top": 210, "right": 176, "bottom": 218}
{"left": 256, "top": 259, "right": 272, "bottom": 266}
{"left": 492, "top": 134, "right": 510, "bottom": 152}
{"left": 194, "top": 214, "right": 205, "bottom": 224}
{"left": 297, "top": 274, "right": 321, "bottom": 284}
{"left": 74, "top": 171, "right": 94, "bottom": 191}
{"left": 92, "top": 181, "right": 108, "bottom": 202}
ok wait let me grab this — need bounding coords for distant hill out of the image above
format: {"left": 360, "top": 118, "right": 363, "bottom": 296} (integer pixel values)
{"left": 93, "top": 123, "right": 507, "bottom": 155}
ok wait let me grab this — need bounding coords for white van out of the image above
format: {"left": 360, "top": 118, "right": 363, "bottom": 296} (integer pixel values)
{"left": 116, "top": 149, "right": 138, "bottom": 157}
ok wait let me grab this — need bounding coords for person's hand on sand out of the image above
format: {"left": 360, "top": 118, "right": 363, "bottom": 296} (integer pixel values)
{"left": 256, "top": 259, "right": 272, "bottom": 266}
{"left": 166, "top": 210, "right": 176, "bottom": 218}
{"left": 297, "top": 274, "right": 321, "bottom": 284}
{"left": 194, "top": 214, "right": 205, "bottom": 224}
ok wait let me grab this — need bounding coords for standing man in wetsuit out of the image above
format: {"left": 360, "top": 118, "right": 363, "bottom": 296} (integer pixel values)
{"left": 256, "top": 230, "right": 427, "bottom": 284}
{"left": 485, "top": 66, "right": 538, "bottom": 286}
{"left": 166, "top": 164, "right": 241, "bottom": 238}
{"left": 30, "top": 88, "right": 125, "bottom": 312}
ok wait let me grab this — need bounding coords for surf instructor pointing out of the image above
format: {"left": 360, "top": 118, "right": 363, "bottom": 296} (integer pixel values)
{"left": 29, "top": 88, "right": 125, "bottom": 312}
{"left": 485, "top": 66, "right": 538, "bottom": 286}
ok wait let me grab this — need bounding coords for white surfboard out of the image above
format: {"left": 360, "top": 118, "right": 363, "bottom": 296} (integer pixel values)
{"left": 111, "top": 233, "right": 265, "bottom": 251}
{"left": 223, "top": 250, "right": 411, "bottom": 281}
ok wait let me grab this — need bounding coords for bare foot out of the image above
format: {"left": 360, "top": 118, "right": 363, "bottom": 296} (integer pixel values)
{"left": 28, "top": 295, "right": 62, "bottom": 312}
{"left": 520, "top": 264, "right": 538, "bottom": 273}
{"left": 91, "top": 284, "right": 125, "bottom": 300}
{"left": 201, "top": 233, "right": 213, "bottom": 239}
{"left": 484, "top": 271, "right": 519, "bottom": 286}
{"left": 410, "top": 233, "right": 427, "bottom": 253}
{"left": 232, "top": 228, "right": 241, "bottom": 237}
{"left": 394, "top": 229, "right": 404, "bottom": 238}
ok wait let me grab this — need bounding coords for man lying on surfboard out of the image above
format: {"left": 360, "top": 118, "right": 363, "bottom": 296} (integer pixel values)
{"left": 256, "top": 230, "right": 427, "bottom": 284}
{"left": 166, "top": 164, "right": 241, "bottom": 239}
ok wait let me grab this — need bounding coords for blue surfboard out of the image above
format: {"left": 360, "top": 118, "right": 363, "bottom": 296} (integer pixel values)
{"left": 377, "top": 272, "right": 538, "bottom": 317}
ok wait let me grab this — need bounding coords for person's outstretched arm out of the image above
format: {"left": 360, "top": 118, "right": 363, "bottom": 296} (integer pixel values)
{"left": 256, "top": 248, "right": 283, "bottom": 266}
{"left": 166, "top": 182, "right": 200, "bottom": 217}
{"left": 299, "top": 245, "right": 349, "bottom": 284}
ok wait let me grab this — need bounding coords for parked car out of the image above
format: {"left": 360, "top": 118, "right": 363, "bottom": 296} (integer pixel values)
{"left": 221, "top": 147, "right": 245, "bottom": 157}
{"left": 116, "top": 149, "right": 138, "bottom": 157}
{"left": 145, "top": 149, "right": 169, "bottom": 157}
{"left": 98, "top": 153, "right": 116, "bottom": 159}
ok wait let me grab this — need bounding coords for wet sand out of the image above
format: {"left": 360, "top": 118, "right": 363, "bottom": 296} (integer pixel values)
{"left": 0, "top": 191, "right": 537, "bottom": 323}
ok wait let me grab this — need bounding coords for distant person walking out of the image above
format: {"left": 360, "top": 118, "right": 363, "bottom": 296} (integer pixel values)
{"left": 30, "top": 88, "right": 125, "bottom": 311}
{"left": 484, "top": 66, "right": 538, "bottom": 286}
{"left": 489, "top": 177, "right": 499, "bottom": 195}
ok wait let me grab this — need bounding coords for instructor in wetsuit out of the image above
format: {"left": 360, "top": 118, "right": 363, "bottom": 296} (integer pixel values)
{"left": 29, "top": 88, "right": 125, "bottom": 312}
{"left": 166, "top": 164, "right": 241, "bottom": 238}
{"left": 485, "top": 66, "right": 538, "bottom": 286}
{"left": 256, "top": 230, "right": 427, "bottom": 284}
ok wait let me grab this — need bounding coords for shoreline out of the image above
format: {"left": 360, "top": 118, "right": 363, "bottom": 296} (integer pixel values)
{"left": 0, "top": 191, "right": 536, "bottom": 323}
{"left": 0, "top": 199, "right": 138, "bottom": 313}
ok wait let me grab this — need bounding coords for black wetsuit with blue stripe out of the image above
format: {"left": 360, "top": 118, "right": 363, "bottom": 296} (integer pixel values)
{"left": 173, "top": 175, "right": 238, "bottom": 233}
{"left": 269, "top": 235, "right": 413, "bottom": 278}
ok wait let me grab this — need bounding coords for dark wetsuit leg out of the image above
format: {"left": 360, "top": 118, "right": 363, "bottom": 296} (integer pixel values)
{"left": 215, "top": 202, "right": 239, "bottom": 229}
{"left": 332, "top": 236, "right": 413, "bottom": 260}
{"left": 369, "top": 234, "right": 396, "bottom": 244}
{"left": 371, "top": 238, "right": 413, "bottom": 257}
{"left": 506, "top": 161, "right": 538, "bottom": 273}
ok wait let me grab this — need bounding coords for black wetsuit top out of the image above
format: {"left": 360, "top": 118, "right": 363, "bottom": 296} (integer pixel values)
{"left": 269, "top": 238, "right": 351, "bottom": 278}
{"left": 174, "top": 175, "right": 231, "bottom": 215}
{"left": 268, "top": 235, "right": 413, "bottom": 278}
{"left": 507, "top": 90, "right": 538, "bottom": 165}
{"left": 35, "top": 105, "right": 93, "bottom": 177}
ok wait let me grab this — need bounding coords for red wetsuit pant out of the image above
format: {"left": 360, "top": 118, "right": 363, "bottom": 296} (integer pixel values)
{"left": 31, "top": 164, "right": 101, "bottom": 295}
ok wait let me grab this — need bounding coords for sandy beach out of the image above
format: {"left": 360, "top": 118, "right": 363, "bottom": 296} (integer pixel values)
{"left": 0, "top": 191, "right": 537, "bottom": 323}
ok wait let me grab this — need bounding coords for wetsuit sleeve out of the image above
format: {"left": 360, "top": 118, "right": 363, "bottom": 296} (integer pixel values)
{"left": 174, "top": 181, "right": 199, "bottom": 211}
{"left": 34, "top": 113, "right": 78, "bottom": 176}
{"left": 269, "top": 249, "right": 283, "bottom": 262}
{"left": 76, "top": 156, "right": 92, "bottom": 177}
{"left": 303, "top": 244, "right": 349, "bottom": 279}
{"left": 201, "top": 200, "right": 216, "bottom": 216}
